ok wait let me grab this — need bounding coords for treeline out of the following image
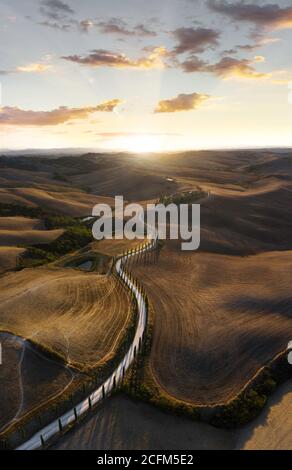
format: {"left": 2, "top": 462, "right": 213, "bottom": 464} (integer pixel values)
{"left": 20, "top": 225, "right": 92, "bottom": 268}
{"left": 0, "top": 203, "right": 47, "bottom": 218}
{"left": 43, "top": 215, "right": 84, "bottom": 229}
{"left": 0, "top": 203, "right": 86, "bottom": 228}
{"left": 123, "top": 303, "right": 292, "bottom": 429}
{"left": 159, "top": 189, "right": 205, "bottom": 206}
{"left": 210, "top": 355, "right": 292, "bottom": 428}
{"left": 0, "top": 203, "right": 93, "bottom": 268}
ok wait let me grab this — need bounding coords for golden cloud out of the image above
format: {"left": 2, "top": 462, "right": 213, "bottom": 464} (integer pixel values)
{"left": 155, "top": 92, "right": 210, "bottom": 113}
{"left": 0, "top": 100, "right": 123, "bottom": 126}
{"left": 254, "top": 55, "right": 265, "bottom": 63}
{"left": 16, "top": 63, "right": 53, "bottom": 73}
{"left": 208, "top": 57, "right": 270, "bottom": 79}
{"left": 180, "top": 55, "right": 270, "bottom": 80}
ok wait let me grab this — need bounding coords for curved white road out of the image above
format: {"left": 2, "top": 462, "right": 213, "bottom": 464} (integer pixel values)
{"left": 16, "top": 192, "right": 209, "bottom": 450}
{"left": 16, "top": 237, "right": 157, "bottom": 450}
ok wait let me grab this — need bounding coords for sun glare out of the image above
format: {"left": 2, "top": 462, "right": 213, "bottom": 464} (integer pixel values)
{"left": 112, "top": 134, "right": 163, "bottom": 153}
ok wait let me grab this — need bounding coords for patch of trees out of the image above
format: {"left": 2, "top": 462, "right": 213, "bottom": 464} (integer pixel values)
{"left": 210, "top": 356, "right": 291, "bottom": 428}
{"left": 0, "top": 203, "right": 94, "bottom": 267}
{"left": 20, "top": 225, "right": 92, "bottom": 268}
{"left": 0, "top": 203, "right": 86, "bottom": 228}
{"left": 0, "top": 203, "right": 47, "bottom": 218}
{"left": 159, "top": 190, "right": 205, "bottom": 206}
{"left": 43, "top": 214, "right": 83, "bottom": 229}
{"left": 53, "top": 172, "right": 69, "bottom": 183}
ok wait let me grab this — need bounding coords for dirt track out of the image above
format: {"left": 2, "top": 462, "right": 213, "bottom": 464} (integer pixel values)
{"left": 0, "top": 332, "right": 74, "bottom": 432}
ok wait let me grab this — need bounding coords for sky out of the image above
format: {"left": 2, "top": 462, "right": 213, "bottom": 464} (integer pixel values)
{"left": 0, "top": 0, "right": 292, "bottom": 152}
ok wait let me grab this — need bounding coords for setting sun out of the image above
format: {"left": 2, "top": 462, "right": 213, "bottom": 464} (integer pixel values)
{"left": 105, "top": 134, "right": 164, "bottom": 153}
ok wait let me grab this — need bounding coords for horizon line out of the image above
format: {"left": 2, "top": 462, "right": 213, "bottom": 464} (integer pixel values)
{"left": 1, "top": 145, "right": 292, "bottom": 155}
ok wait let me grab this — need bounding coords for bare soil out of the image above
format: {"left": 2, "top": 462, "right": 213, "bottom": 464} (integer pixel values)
{"left": 0, "top": 332, "right": 74, "bottom": 432}
{"left": 0, "top": 267, "right": 132, "bottom": 370}
{"left": 0, "top": 246, "right": 25, "bottom": 273}
{"left": 237, "top": 380, "right": 292, "bottom": 450}
{"left": 51, "top": 394, "right": 235, "bottom": 450}
{"left": 133, "top": 247, "right": 292, "bottom": 404}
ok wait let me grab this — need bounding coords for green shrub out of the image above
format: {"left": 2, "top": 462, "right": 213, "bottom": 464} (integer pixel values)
{"left": 20, "top": 221, "right": 93, "bottom": 267}
{"left": 48, "top": 226, "right": 92, "bottom": 254}
{"left": 159, "top": 190, "right": 205, "bottom": 206}
{"left": 43, "top": 215, "right": 82, "bottom": 229}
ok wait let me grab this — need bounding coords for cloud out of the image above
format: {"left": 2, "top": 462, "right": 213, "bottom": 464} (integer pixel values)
{"left": 62, "top": 47, "right": 168, "bottom": 69}
{"left": 40, "top": 0, "right": 74, "bottom": 19}
{"left": 0, "top": 59, "right": 53, "bottom": 75}
{"left": 95, "top": 99, "right": 124, "bottom": 112}
{"left": 79, "top": 19, "right": 94, "bottom": 33}
{"left": 16, "top": 63, "right": 53, "bottom": 73}
{"left": 38, "top": 20, "right": 73, "bottom": 31}
{"left": 38, "top": 15, "right": 157, "bottom": 36}
{"left": 172, "top": 27, "right": 220, "bottom": 54}
{"left": 254, "top": 55, "right": 265, "bottom": 63}
{"left": 0, "top": 100, "right": 123, "bottom": 126}
{"left": 227, "top": 36, "right": 281, "bottom": 53}
{"left": 179, "top": 56, "right": 207, "bottom": 73}
{"left": 180, "top": 55, "right": 270, "bottom": 79}
{"left": 154, "top": 92, "right": 210, "bottom": 113}
{"left": 208, "top": 56, "right": 269, "bottom": 79}
{"left": 134, "top": 24, "right": 157, "bottom": 37}
{"left": 208, "top": 1, "right": 292, "bottom": 30}
{"left": 181, "top": 54, "right": 292, "bottom": 83}
{"left": 97, "top": 18, "right": 156, "bottom": 37}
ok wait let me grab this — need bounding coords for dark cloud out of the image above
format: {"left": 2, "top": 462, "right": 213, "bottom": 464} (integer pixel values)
{"left": 134, "top": 23, "right": 157, "bottom": 37}
{"left": 155, "top": 92, "right": 210, "bottom": 113}
{"left": 40, "top": 0, "right": 75, "bottom": 19}
{"left": 208, "top": 1, "right": 292, "bottom": 30}
{"left": 0, "top": 100, "right": 123, "bottom": 126}
{"left": 222, "top": 48, "right": 238, "bottom": 55}
{"left": 62, "top": 47, "right": 167, "bottom": 69}
{"left": 79, "top": 19, "right": 94, "bottom": 33}
{"left": 38, "top": 14, "right": 157, "bottom": 36}
{"left": 179, "top": 55, "right": 207, "bottom": 73}
{"left": 38, "top": 20, "right": 73, "bottom": 31}
{"left": 97, "top": 18, "right": 156, "bottom": 37}
{"left": 236, "top": 43, "right": 259, "bottom": 51}
{"left": 172, "top": 27, "right": 220, "bottom": 54}
{"left": 221, "top": 36, "right": 281, "bottom": 56}
{"left": 39, "top": 18, "right": 95, "bottom": 33}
